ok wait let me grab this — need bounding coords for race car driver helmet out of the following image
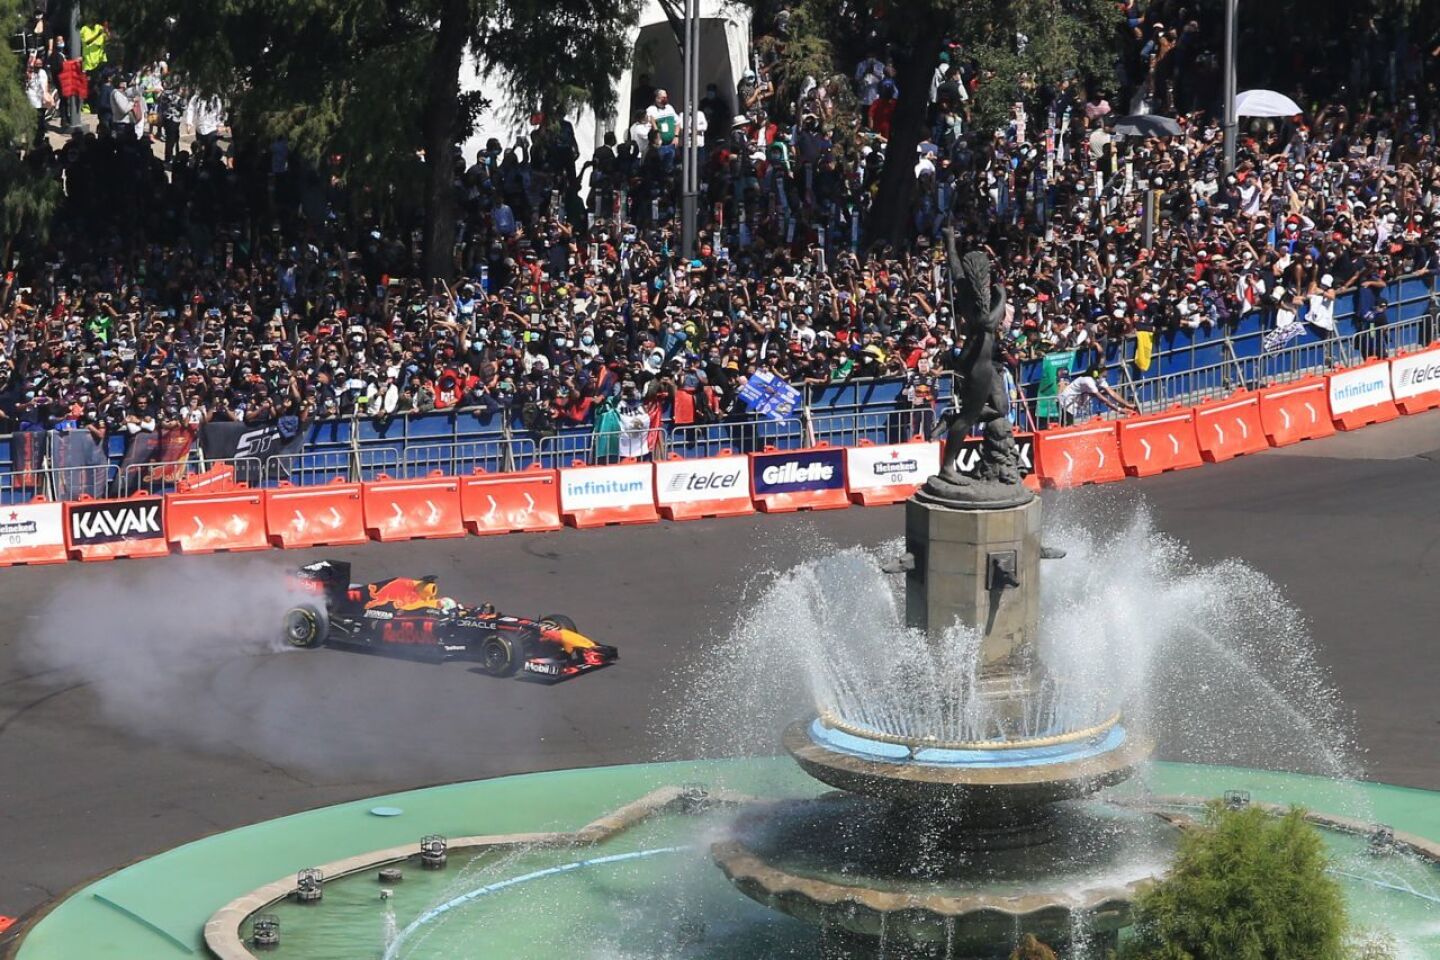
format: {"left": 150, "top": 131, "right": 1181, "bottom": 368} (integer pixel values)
{"left": 438, "top": 597, "right": 459, "bottom": 614}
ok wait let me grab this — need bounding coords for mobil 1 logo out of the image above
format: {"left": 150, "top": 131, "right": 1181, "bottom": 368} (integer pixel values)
{"left": 69, "top": 498, "right": 165, "bottom": 544}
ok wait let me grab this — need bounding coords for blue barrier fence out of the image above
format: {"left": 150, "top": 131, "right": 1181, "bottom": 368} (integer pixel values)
{"left": 5, "top": 273, "right": 1435, "bottom": 485}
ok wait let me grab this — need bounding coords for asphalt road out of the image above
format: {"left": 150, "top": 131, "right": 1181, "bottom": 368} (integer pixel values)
{"left": 1, "top": 414, "right": 1439, "bottom": 923}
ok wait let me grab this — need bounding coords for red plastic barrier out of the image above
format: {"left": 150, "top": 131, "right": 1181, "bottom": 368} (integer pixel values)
{"left": 845, "top": 439, "right": 941, "bottom": 506}
{"left": 363, "top": 473, "right": 465, "bottom": 542}
{"left": 175, "top": 463, "right": 238, "bottom": 493}
{"left": 0, "top": 498, "right": 68, "bottom": 566}
{"left": 65, "top": 493, "right": 170, "bottom": 561}
{"left": 1034, "top": 422, "right": 1125, "bottom": 487}
{"left": 460, "top": 467, "right": 562, "bottom": 535}
{"left": 1193, "top": 391, "right": 1269, "bottom": 463}
{"left": 751, "top": 445, "right": 850, "bottom": 512}
{"left": 655, "top": 452, "right": 754, "bottom": 520}
{"left": 0, "top": 916, "right": 13, "bottom": 934}
{"left": 1390, "top": 347, "right": 1440, "bottom": 415}
{"left": 1258, "top": 377, "right": 1335, "bottom": 447}
{"left": 1116, "top": 408, "right": 1203, "bottom": 478}
{"left": 1327, "top": 360, "right": 1399, "bottom": 431}
{"left": 265, "top": 480, "right": 367, "bottom": 548}
{"left": 558, "top": 461, "right": 660, "bottom": 528}
{"left": 166, "top": 488, "right": 270, "bottom": 553}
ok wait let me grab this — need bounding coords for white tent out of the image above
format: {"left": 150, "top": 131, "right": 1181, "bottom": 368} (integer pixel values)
{"left": 1235, "top": 89, "right": 1303, "bottom": 118}
{"left": 459, "top": 0, "right": 752, "bottom": 170}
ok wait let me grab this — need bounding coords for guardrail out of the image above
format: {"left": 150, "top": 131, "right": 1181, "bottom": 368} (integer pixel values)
{"left": 667, "top": 417, "right": 806, "bottom": 459}
{"left": 400, "top": 438, "right": 538, "bottom": 478}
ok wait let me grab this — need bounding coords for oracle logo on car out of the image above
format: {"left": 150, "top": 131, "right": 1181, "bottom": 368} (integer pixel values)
{"left": 752, "top": 448, "right": 846, "bottom": 494}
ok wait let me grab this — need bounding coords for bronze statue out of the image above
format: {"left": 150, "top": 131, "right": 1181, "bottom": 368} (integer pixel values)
{"left": 918, "top": 229, "right": 1033, "bottom": 507}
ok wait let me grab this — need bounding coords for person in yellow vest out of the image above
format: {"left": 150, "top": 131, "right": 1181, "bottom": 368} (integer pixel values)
{"left": 80, "top": 22, "right": 109, "bottom": 74}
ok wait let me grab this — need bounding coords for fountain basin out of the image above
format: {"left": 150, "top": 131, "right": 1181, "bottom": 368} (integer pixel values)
{"left": 785, "top": 718, "right": 1153, "bottom": 813}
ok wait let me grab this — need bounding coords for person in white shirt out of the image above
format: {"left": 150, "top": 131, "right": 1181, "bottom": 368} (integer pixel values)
{"left": 185, "top": 93, "right": 226, "bottom": 158}
{"left": 23, "top": 61, "right": 52, "bottom": 144}
{"left": 645, "top": 89, "right": 682, "bottom": 174}
{"left": 1056, "top": 366, "right": 1137, "bottom": 425}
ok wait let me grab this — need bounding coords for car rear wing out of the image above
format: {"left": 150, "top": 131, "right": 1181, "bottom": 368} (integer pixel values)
{"left": 291, "top": 559, "right": 353, "bottom": 604}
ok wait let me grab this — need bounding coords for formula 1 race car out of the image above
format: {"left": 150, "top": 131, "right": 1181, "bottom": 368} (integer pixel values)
{"left": 282, "top": 560, "right": 618, "bottom": 681}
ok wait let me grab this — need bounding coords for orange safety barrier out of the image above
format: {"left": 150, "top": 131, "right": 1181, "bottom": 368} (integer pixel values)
{"left": 363, "top": 473, "right": 466, "bottom": 542}
{"left": 655, "top": 452, "right": 754, "bottom": 520}
{"left": 1033, "top": 422, "right": 1125, "bottom": 487}
{"left": 65, "top": 493, "right": 170, "bottom": 561}
{"left": 175, "top": 463, "right": 238, "bottom": 493}
{"left": 558, "top": 461, "right": 660, "bottom": 528}
{"left": 166, "top": 488, "right": 270, "bottom": 553}
{"left": 460, "top": 466, "right": 562, "bottom": 535}
{"left": 0, "top": 916, "right": 13, "bottom": 934}
{"left": 1116, "top": 408, "right": 1203, "bottom": 478}
{"left": 1390, "top": 347, "right": 1440, "bottom": 415}
{"left": 1192, "top": 391, "right": 1268, "bottom": 463}
{"left": 265, "top": 480, "right": 367, "bottom": 548}
{"left": 1258, "top": 377, "right": 1335, "bottom": 447}
{"left": 0, "top": 498, "right": 68, "bottom": 566}
{"left": 845, "top": 439, "right": 941, "bottom": 506}
{"left": 1327, "top": 360, "right": 1398, "bottom": 430}
{"left": 751, "top": 444, "right": 850, "bottom": 512}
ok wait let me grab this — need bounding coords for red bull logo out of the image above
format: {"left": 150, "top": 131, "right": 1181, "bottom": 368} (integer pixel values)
{"left": 365, "top": 578, "right": 440, "bottom": 611}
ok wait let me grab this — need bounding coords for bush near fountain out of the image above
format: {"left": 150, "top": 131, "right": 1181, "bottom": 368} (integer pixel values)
{"left": 1120, "top": 802, "right": 1348, "bottom": 960}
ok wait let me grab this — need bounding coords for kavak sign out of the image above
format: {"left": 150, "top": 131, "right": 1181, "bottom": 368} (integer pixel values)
{"left": 68, "top": 499, "right": 165, "bottom": 545}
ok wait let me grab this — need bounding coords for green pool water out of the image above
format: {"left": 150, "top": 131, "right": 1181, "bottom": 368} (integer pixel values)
{"left": 14, "top": 760, "right": 1440, "bottom": 960}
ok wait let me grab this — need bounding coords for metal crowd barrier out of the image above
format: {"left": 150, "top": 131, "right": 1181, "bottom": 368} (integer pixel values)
{"left": 401, "top": 438, "right": 539, "bottom": 478}
{"left": 667, "top": 417, "right": 805, "bottom": 459}
{"left": 265, "top": 448, "right": 400, "bottom": 488}
{"left": 808, "top": 409, "right": 936, "bottom": 448}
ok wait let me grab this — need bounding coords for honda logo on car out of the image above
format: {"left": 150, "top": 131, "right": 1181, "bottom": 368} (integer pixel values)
{"left": 68, "top": 500, "right": 164, "bottom": 544}
{"left": 1391, "top": 350, "right": 1440, "bottom": 399}
{"left": 1329, "top": 366, "right": 1393, "bottom": 415}
{"left": 559, "top": 464, "right": 654, "bottom": 508}
{"left": 657, "top": 457, "right": 749, "bottom": 503}
{"left": 753, "top": 448, "right": 845, "bottom": 494}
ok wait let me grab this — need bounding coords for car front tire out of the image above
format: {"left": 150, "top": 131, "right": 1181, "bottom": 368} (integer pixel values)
{"left": 478, "top": 634, "right": 520, "bottom": 677}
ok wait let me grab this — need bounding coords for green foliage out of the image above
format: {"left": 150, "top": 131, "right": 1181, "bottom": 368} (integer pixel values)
{"left": 1121, "top": 803, "right": 1348, "bottom": 960}
{"left": 1011, "top": 933, "right": 1059, "bottom": 960}
{"left": 1346, "top": 930, "right": 1398, "bottom": 960}
{"left": 0, "top": 0, "right": 59, "bottom": 250}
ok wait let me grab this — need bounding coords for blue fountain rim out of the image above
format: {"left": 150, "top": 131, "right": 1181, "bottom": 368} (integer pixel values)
{"left": 808, "top": 718, "right": 1131, "bottom": 769}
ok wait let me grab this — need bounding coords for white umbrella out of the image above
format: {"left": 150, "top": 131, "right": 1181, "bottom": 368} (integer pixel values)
{"left": 1235, "top": 89, "right": 1303, "bottom": 118}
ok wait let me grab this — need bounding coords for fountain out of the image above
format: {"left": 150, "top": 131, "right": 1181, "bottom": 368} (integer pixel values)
{"left": 710, "top": 243, "right": 1160, "bottom": 957}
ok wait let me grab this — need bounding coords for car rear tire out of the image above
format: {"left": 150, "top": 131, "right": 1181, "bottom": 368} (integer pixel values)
{"left": 283, "top": 605, "right": 327, "bottom": 649}
{"left": 540, "top": 614, "right": 578, "bottom": 633}
{"left": 478, "top": 635, "right": 520, "bottom": 677}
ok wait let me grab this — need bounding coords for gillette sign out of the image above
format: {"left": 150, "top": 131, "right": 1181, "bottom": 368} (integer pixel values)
{"left": 752, "top": 448, "right": 846, "bottom": 494}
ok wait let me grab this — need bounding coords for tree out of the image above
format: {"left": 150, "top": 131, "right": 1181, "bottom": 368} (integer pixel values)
{"left": 108, "top": 0, "right": 638, "bottom": 282}
{"left": 0, "top": 0, "right": 60, "bottom": 266}
{"left": 1121, "top": 803, "right": 1348, "bottom": 960}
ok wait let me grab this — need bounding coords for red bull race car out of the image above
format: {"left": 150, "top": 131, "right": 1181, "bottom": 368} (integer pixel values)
{"left": 283, "top": 560, "right": 618, "bottom": 681}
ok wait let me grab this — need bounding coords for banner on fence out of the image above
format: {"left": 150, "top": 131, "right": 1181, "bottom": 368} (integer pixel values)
{"left": 66, "top": 495, "right": 169, "bottom": 560}
{"left": 952, "top": 434, "right": 1036, "bottom": 480}
{"left": 1389, "top": 348, "right": 1440, "bottom": 414}
{"left": 49, "top": 429, "right": 109, "bottom": 500}
{"left": 1327, "top": 361, "right": 1397, "bottom": 430}
{"left": 655, "top": 454, "right": 754, "bottom": 519}
{"left": 559, "top": 462, "right": 659, "bottom": 527}
{"left": 199, "top": 420, "right": 305, "bottom": 481}
{"left": 846, "top": 440, "right": 940, "bottom": 506}
{"left": 10, "top": 429, "right": 46, "bottom": 490}
{"left": 751, "top": 446, "right": 850, "bottom": 512}
{"left": 0, "top": 499, "right": 67, "bottom": 565}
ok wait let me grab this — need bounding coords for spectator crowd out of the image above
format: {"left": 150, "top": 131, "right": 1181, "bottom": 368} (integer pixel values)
{"left": 6, "top": 4, "right": 1440, "bottom": 448}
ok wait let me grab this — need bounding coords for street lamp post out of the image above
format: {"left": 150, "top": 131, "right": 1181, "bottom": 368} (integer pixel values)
{"left": 1222, "top": 0, "right": 1238, "bottom": 173}
{"left": 680, "top": 0, "right": 700, "bottom": 258}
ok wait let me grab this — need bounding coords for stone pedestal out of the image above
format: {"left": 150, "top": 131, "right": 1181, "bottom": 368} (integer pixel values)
{"left": 903, "top": 497, "right": 1042, "bottom": 669}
